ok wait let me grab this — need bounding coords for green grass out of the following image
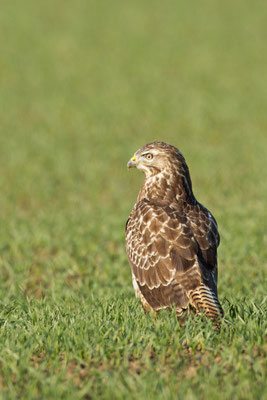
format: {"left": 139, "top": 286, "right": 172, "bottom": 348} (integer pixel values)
{"left": 0, "top": 0, "right": 266, "bottom": 398}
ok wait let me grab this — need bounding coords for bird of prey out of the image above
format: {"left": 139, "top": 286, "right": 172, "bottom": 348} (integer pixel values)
{"left": 125, "top": 141, "right": 223, "bottom": 326}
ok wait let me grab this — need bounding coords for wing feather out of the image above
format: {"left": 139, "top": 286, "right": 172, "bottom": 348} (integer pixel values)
{"left": 126, "top": 200, "right": 199, "bottom": 310}
{"left": 186, "top": 203, "right": 221, "bottom": 298}
{"left": 126, "top": 199, "right": 223, "bottom": 323}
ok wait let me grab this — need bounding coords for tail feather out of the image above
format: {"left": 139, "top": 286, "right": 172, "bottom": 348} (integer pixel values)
{"left": 190, "top": 284, "right": 224, "bottom": 327}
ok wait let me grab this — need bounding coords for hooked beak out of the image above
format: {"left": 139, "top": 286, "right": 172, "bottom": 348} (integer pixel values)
{"left": 127, "top": 155, "right": 137, "bottom": 169}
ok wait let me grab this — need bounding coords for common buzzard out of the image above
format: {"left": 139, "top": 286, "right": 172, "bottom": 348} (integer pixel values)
{"left": 125, "top": 142, "right": 223, "bottom": 326}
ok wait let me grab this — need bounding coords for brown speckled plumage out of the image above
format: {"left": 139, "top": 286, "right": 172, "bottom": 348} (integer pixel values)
{"left": 125, "top": 142, "right": 223, "bottom": 326}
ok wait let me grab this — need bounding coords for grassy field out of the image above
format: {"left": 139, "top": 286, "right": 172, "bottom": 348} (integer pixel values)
{"left": 0, "top": 0, "right": 266, "bottom": 398}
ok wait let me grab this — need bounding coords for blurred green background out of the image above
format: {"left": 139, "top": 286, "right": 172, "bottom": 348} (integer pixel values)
{"left": 0, "top": 0, "right": 266, "bottom": 398}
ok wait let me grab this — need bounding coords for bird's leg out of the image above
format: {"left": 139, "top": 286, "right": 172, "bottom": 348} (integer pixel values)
{"left": 153, "top": 311, "right": 158, "bottom": 326}
{"left": 176, "top": 308, "right": 192, "bottom": 326}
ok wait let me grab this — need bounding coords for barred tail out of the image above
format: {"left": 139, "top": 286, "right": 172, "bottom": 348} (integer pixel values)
{"left": 190, "top": 284, "right": 224, "bottom": 328}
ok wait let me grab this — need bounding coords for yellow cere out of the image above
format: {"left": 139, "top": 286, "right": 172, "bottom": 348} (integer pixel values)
{"left": 131, "top": 155, "right": 136, "bottom": 162}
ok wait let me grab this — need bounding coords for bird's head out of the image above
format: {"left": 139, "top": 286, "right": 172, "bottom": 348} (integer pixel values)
{"left": 127, "top": 141, "right": 183, "bottom": 177}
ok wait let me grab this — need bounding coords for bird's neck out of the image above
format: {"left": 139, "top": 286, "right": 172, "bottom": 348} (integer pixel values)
{"left": 136, "top": 170, "right": 196, "bottom": 207}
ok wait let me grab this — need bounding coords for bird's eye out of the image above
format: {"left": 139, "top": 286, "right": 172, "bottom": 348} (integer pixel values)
{"left": 145, "top": 153, "right": 153, "bottom": 160}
